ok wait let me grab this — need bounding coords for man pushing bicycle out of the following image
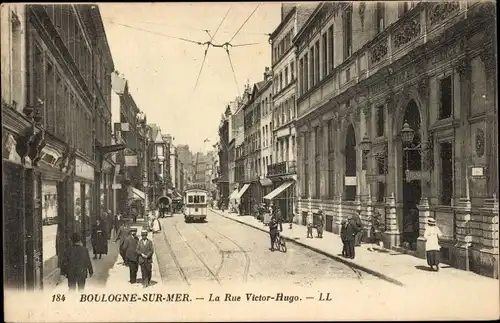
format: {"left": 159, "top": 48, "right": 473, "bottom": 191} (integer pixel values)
{"left": 269, "top": 215, "right": 279, "bottom": 252}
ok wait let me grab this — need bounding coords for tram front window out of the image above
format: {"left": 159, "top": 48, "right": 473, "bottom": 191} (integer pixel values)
{"left": 193, "top": 195, "right": 205, "bottom": 204}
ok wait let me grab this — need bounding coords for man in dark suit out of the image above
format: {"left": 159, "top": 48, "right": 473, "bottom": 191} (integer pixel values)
{"left": 136, "top": 230, "right": 154, "bottom": 287}
{"left": 60, "top": 233, "right": 93, "bottom": 291}
{"left": 353, "top": 210, "right": 364, "bottom": 247}
{"left": 115, "top": 220, "right": 131, "bottom": 265}
{"left": 269, "top": 215, "right": 279, "bottom": 252}
{"left": 123, "top": 228, "right": 139, "bottom": 283}
{"left": 344, "top": 214, "right": 361, "bottom": 259}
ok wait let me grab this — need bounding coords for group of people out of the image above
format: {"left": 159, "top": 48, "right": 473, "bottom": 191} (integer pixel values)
{"left": 115, "top": 220, "right": 155, "bottom": 287}
{"left": 59, "top": 208, "right": 157, "bottom": 291}
{"left": 340, "top": 210, "right": 384, "bottom": 259}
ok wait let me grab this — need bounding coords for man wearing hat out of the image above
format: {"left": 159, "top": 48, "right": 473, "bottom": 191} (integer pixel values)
{"left": 122, "top": 227, "right": 139, "bottom": 284}
{"left": 368, "top": 210, "right": 385, "bottom": 252}
{"left": 115, "top": 219, "right": 131, "bottom": 264}
{"left": 316, "top": 210, "right": 325, "bottom": 238}
{"left": 136, "top": 229, "right": 154, "bottom": 287}
{"left": 344, "top": 214, "right": 360, "bottom": 259}
{"left": 353, "top": 210, "right": 364, "bottom": 247}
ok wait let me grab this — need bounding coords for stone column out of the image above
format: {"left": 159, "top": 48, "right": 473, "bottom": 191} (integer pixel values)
{"left": 384, "top": 93, "right": 400, "bottom": 247}
{"left": 308, "top": 127, "right": 319, "bottom": 197}
{"left": 320, "top": 121, "right": 328, "bottom": 199}
{"left": 480, "top": 48, "right": 498, "bottom": 197}
{"left": 363, "top": 102, "right": 374, "bottom": 233}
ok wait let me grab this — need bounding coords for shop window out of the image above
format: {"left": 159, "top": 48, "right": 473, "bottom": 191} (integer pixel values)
{"left": 42, "top": 181, "right": 59, "bottom": 266}
{"left": 73, "top": 182, "right": 82, "bottom": 237}
{"left": 439, "top": 75, "right": 452, "bottom": 120}
{"left": 376, "top": 105, "right": 385, "bottom": 137}
{"left": 440, "top": 142, "right": 453, "bottom": 205}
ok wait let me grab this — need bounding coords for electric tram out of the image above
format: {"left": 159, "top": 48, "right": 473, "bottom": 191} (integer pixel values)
{"left": 184, "top": 183, "right": 209, "bottom": 223}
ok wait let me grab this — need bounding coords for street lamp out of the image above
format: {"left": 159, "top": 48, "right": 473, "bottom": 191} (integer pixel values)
{"left": 359, "top": 133, "right": 372, "bottom": 152}
{"left": 400, "top": 121, "right": 415, "bottom": 147}
{"left": 137, "top": 114, "right": 151, "bottom": 217}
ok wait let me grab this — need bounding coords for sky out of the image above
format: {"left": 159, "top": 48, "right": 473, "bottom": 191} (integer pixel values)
{"left": 100, "top": 2, "right": 281, "bottom": 153}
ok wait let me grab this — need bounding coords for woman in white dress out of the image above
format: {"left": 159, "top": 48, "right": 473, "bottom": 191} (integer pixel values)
{"left": 151, "top": 216, "right": 162, "bottom": 233}
{"left": 424, "top": 217, "right": 443, "bottom": 271}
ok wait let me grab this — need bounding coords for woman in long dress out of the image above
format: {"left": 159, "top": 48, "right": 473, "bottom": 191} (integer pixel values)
{"left": 424, "top": 217, "right": 443, "bottom": 271}
{"left": 91, "top": 218, "right": 108, "bottom": 259}
{"left": 151, "top": 216, "right": 162, "bottom": 233}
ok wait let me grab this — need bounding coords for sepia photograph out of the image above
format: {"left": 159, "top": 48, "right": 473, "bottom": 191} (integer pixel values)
{"left": 2, "top": 1, "right": 499, "bottom": 322}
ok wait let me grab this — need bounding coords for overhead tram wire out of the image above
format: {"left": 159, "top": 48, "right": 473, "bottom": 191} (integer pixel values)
{"left": 228, "top": 3, "right": 262, "bottom": 44}
{"left": 104, "top": 19, "right": 204, "bottom": 46}
{"left": 224, "top": 47, "right": 240, "bottom": 96}
{"left": 193, "top": 6, "right": 231, "bottom": 93}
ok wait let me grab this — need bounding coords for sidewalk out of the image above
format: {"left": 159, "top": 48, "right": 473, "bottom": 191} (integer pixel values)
{"left": 211, "top": 209, "right": 498, "bottom": 291}
{"left": 54, "top": 219, "right": 162, "bottom": 291}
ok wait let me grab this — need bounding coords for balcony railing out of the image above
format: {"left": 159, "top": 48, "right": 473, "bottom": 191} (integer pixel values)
{"left": 267, "top": 161, "right": 297, "bottom": 177}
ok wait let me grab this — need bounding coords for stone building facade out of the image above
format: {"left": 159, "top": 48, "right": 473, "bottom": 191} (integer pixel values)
{"left": 2, "top": 4, "right": 117, "bottom": 289}
{"left": 266, "top": 3, "right": 316, "bottom": 220}
{"left": 294, "top": 1, "right": 497, "bottom": 278}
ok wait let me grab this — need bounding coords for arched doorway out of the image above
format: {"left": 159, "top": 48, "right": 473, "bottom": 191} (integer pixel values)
{"left": 344, "top": 124, "right": 357, "bottom": 201}
{"left": 401, "top": 100, "right": 422, "bottom": 250}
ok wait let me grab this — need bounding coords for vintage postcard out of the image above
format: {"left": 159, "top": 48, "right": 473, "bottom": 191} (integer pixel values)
{"left": 2, "top": 1, "right": 499, "bottom": 322}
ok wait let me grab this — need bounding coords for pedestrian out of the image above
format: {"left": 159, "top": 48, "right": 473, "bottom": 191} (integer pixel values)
{"left": 60, "top": 233, "right": 93, "bottom": 291}
{"left": 368, "top": 210, "right": 385, "bottom": 252}
{"left": 289, "top": 206, "right": 297, "bottom": 229}
{"left": 151, "top": 216, "right": 161, "bottom": 233}
{"left": 115, "top": 220, "right": 131, "bottom": 264}
{"left": 91, "top": 218, "right": 108, "bottom": 259}
{"left": 403, "top": 208, "right": 419, "bottom": 250}
{"left": 306, "top": 212, "right": 314, "bottom": 238}
{"left": 137, "top": 229, "right": 155, "bottom": 287}
{"left": 269, "top": 215, "right": 279, "bottom": 252}
{"left": 131, "top": 207, "right": 138, "bottom": 223}
{"left": 104, "top": 211, "right": 113, "bottom": 240}
{"left": 114, "top": 212, "right": 122, "bottom": 237}
{"left": 344, "top": 214, "right": 359, "bottom": 259}
{"left": 424, "top": 218, "right": 443, "bottom": 271}
{"left": 353, "top": 210, "right": 364, "bottom": 247}
{"left": 275, "top": 206, "right": 283, "bottom": 232}
{"left": 123, "top": 228, "right": 139, "bottom": 283}
{"left": 340, "top": 219, "right": 348, "bottom": 257}
{"left": 316, "top": 210, "right": 324, "bottom": 238}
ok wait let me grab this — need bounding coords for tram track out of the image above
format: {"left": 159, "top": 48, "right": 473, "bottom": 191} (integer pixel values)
{"left": 173, "top": 223, "right": 222, "bottom": 285}
{"left": 189, "top": 225, "right": 226, "bottom": 277}
{"left": 204, "top": 224, "right": 251, "bottom": 283}
{"left": 160, "top": 226, "right": 191, "bottom": 286}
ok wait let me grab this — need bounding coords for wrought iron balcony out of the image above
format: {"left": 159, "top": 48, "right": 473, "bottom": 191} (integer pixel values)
{"left": 267, "top": 161, "right": 297, "bottom": 177}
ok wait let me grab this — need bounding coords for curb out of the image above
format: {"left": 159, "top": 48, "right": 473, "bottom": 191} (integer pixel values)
{"left": 210, "top": 209, "right": 404, "bottom": 287}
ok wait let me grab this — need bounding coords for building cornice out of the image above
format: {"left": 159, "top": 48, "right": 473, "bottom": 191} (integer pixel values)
{"left": 270, "top": 6, "right": 297, "bottom": 40}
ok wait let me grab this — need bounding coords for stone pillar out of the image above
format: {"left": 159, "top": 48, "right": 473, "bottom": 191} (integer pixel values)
{"left": 478, "top": 196, "right": 499, "bottom": 278}
{"left": 452, "top": 196, "right": 473, "bottom": 270}
{"left": 311, "top": 126, "right": 317, "bottom": 198}
{"left": 297, "top": 132, "right": 304, "bottom": 199}
{"left": 320, "top": 121, "right": 328, "bottom": 199}
{"left": 480, "top": 48, "right": 498, "bottom": 197}
{"left": 455, "top": 58, "right": 471, "bottom": 198}
{"left": 384, "top": 192, "right": 398, "bottom": 248}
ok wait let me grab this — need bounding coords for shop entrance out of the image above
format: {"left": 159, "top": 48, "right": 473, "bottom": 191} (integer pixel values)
{"left": 401, "top": 100, "right": 422, "bottom": 250}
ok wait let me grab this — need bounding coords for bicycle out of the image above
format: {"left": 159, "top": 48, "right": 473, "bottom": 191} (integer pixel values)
{"left": 274, "top": 231, "right": 287, "bottom": 253}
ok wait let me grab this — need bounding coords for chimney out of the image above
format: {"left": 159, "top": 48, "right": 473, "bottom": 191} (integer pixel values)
{"left": 263, "top": 66, "right": 271, "bottom": 81}
{"left": 281, "top": 3, "right": 296, "bottom": 20}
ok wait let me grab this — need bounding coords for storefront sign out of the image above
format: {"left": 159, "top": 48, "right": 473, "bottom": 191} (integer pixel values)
{"left": 112, "top": 183, "right": 122, "bottom": 190}
{"left": 471, "top": 166, "right": 486, "bottom": 179}
{"left": 276, "top": 127, "right": 291, "bottom": 139}
{"left": 345, "top": 176, "right": 357, "bottom": 186}
{"left": 405, "top": 170, "right": 431, "bottom": 182}
{"left": 124, "top": 155, "right": 138, "bottom": 167}
{"left": 75, "top": 158, "right": 94, "bottom": 181}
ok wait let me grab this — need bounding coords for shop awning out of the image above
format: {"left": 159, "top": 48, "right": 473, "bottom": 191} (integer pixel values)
{"left": 234, "top": 183, "right": 251, "bottom": 200}
{"left": 130, "top": 187, "right": 146, "bottom": 200}
{"left": 260, "top": 178, "right": 273, "bottom": 186}
{"left": 229, "top": 188, "right": 239, "bottom": 199}
{"left": 263, "top": 181, "right": 294, "bottom": 200}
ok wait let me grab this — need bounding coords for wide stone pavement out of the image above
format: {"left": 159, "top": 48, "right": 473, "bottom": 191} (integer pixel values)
{"left": 210, "top": 208, "right": 498, "bottom": 292}
{"left": 53, "top": 218, "right": 162, "bottom": 292}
